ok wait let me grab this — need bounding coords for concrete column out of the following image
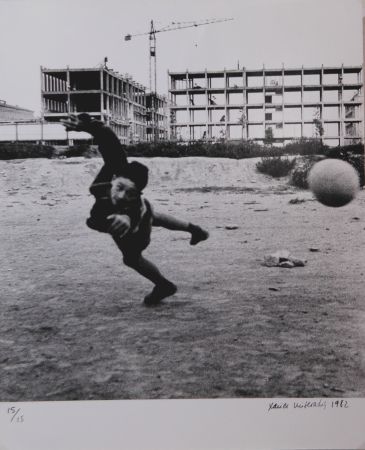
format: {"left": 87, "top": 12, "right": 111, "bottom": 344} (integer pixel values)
{"left": 282, "top": 65, "right": 285, "bottom": 142}
{"left": 263, "top": 66, "right": 266, "bottom": 139}
{"left": 99, "top": 69, "right": 103, "bottom": 91}
{"left": 242, "top": 68, "right": 247, "bottom": 140}
{"left": 185, "top": 70, "right": 189, "bottom": 109}
{"left": 100, "top": 69, "right": 104, "bottom": 118}
{"left": 224, "top": 69, "right": 228, "bottom": 138}
{"left": 301, "top": 66, "right": 304, "bottom": 139}
{"left": 339, "top": 64, "right": 344, "bottom": 146}
{"left": 66, "top": 70, "right": 70, "bottom": 114}
{"left": 205, "top": 74, "right": 209, "bottom": 140}
{"left": 40, "top": 68, "right": 44, "bottom": 92}
{"left": 320, "top": 65, "right": 324, "bottom": 143}
{"left": 40, "top": 68, "right": 45, "bottom": 119}
{"left": 203, "top": 70, "right": 208, "bottom": 134}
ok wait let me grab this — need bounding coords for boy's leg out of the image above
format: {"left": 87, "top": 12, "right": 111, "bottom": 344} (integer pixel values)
{"left": 112, "top": 237, "right": 177, "bottom": 305}
{"left": 123, "top": 252, "right": 171, "bottom": 286}
{"left": 153, "top": 212, "right": 209, "bottom": 245}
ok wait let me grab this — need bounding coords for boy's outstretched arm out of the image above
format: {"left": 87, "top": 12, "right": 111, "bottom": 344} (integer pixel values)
{"left": 61, "top": 113, "right": 128, "bottom": 183}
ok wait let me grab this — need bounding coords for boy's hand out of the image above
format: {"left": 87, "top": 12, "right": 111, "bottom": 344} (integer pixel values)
{"left": 107, "top": 214, "right": 131, "bottom": 237}
{"left": 60, "top": 114, "right": 92, "bottom": 132}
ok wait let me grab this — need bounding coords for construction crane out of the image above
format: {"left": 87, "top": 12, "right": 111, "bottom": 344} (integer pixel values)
{"left": 124, "top": 17, "right": 234, "bottom": 94}
{"left": 124, "top": 18, "right": 233, "bottom": 142}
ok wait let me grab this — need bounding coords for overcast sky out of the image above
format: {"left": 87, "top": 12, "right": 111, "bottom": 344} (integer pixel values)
{"left": 0, "top": 0, "right": 362, "bottom": 115}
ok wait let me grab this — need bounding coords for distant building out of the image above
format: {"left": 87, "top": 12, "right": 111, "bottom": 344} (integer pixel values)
{"left": 169, "top": 65, "right": 363, "bottom": 146}
{"left": 0, "top": 100, "right": 34, "bottom": 122}
{"left": 41, "top": 66, "right": 169, "bottom": 144}
{"left": 41, "top": 66, "right": 146, "bottom": 144}
{"left": 0, "top": 66, "right": 169, "bottom": 145}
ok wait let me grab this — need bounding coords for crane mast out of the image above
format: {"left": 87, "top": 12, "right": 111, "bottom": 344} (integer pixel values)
{"left": 124, "top": 17, "right": 233, "bottom": 142}
{"left": 149, "top": 20, "right": 157, "bottom": 94}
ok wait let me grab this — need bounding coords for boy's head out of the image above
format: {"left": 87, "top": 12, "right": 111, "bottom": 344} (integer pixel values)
{"left": 126, "top": 161, "right": 148, "bottom": 192}
{"left": 110, "top": 176, "right": 141, "bottom": 208}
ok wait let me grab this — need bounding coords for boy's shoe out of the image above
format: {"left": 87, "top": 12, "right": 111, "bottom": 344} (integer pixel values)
{"left": 189, "top": 224, "right": 209, "bottom": 245}
{"left": 144, "top": 281, "right": 177, "bottom": 306}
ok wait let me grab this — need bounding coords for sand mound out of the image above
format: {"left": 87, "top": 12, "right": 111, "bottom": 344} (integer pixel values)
{"left": 0, "top": 156, "right": 286, "bottom": 198}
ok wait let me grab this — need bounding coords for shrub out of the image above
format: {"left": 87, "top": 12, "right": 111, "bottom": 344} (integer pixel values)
{"left": 347, "top": 153, "right": 364, "bottom": 187}
{"left": 290, "top": 149, "right": 364, "bottom": 189}
{"left": 62, "top": 144, "right": 99, "bottom": 158}
{"left": 124, "top": 139, "right": 330, "bottom": 159}
{"left": 256, "top": 156, "right": 296, "bottom": 178}
{"left": 283, "top": 138, "right": 326, "bottom": 156}
{"left": 325, "top": 143, "right": 363, "bottom": 156}
{"left": 126, "top": 140, "right": 296, "bottom": 159}
{"left": 290, "top": 156, "right": 322, "bottom": 189}
{"left": 0, "top": 143, "right": 55, "bottom": 160}
{"left": 325, "top": 145, "right": 364, "bottom": 187}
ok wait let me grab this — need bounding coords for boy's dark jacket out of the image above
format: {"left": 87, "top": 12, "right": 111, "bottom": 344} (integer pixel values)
{"left": 83, "top": 118, "right": 148, "bottom": 233}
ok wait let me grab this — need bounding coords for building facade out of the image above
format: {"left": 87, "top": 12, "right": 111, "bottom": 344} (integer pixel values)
{"left": 41, "top": 66, "right": 148, "bottom": 144}
{"left": 0, "top": 100, "right": 34, "bottom": 122}
{"left": 169, "top": 65, "right": 363, "bottom": 146}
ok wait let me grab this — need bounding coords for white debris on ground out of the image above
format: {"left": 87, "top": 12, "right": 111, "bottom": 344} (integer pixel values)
{"left": 263, "top": 249, "right": 307, "bottom": 268}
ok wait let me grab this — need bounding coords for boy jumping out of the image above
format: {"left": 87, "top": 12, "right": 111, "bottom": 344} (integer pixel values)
{"left": 61, "top": 114, "right": 209, "bottom": 305}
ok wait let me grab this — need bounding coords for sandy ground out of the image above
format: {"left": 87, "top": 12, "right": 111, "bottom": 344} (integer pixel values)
{"left": 1, "top": 156, "right": 365, "bottom": 401}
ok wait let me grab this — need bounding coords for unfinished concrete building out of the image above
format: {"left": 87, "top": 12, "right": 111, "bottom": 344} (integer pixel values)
{"left": 145, "top": 92, "right": 169, "bottom": 142}
{"left": 41, "top": 66, "right": 147, "bottom": 144}
{"left": 169, "top": 65, "right": 363, "bottom": 146}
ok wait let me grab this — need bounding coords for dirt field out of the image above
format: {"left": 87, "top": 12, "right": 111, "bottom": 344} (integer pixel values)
{"left": 1, "top": 156, "right": 365, "bottom": 401}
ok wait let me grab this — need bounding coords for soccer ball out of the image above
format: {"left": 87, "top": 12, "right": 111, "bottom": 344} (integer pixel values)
{"left": 308, "top": 159, "right": 360, "bottom": 207}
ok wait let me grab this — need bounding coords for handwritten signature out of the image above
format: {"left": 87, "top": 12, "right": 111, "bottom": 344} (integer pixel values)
{"left": 268, "top": 399, "right": 349, "bottom": 412}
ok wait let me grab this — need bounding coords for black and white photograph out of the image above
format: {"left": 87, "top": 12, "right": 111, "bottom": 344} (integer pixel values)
{"left": 0, "top": 0, "right": 365, "bottom": 446}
